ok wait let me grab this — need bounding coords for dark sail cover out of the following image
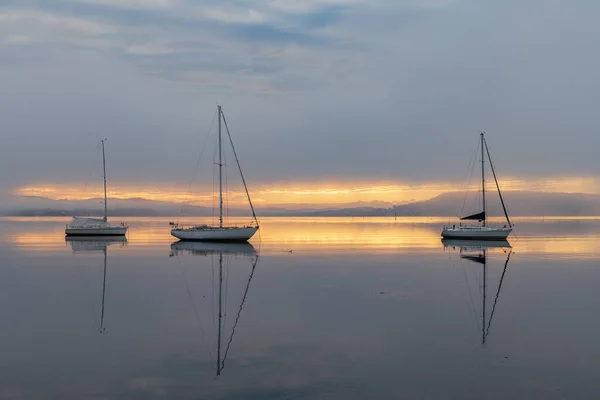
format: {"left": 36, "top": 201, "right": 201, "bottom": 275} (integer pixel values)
{"left": 461, "top": 254, "right": 486, "bottom": 265}
{"left": 460, "top": 211, "right": 486, "bottom": 221}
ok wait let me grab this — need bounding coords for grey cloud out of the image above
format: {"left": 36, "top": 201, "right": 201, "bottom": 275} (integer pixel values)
{"left": 1, "top": 0, "right": 600, "bottom": 197}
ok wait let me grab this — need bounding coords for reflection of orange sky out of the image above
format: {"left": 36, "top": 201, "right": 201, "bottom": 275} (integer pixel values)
{"left": 6, "top": 216, "right": 600, "bottom": 259}
{"left": 13, "top": 176, "right": 600, "bottom": 207}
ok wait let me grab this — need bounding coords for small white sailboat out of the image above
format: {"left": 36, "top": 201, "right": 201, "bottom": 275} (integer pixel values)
{"left": 170, "top": 105, "right": 259, "bottom": 242}
{"left": 442, "top": 133, "right": 512, "bottom": 240}
{"left": 65, "top": 140, "right": 129, "bottom": 236}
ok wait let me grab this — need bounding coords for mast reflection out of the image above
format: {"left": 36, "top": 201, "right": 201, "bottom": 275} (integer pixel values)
{"left": 442, "top": 239, "right": 512, "bottom": 345}
{"left": 66, "top": 236, "right": 127, "bottom": 333}
{"left": 169, "top": 241, "right": 259, "bottom": 376}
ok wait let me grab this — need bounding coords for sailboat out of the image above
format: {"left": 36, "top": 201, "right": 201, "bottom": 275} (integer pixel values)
{"left": 65, "top": 140, "right": 129, "bottom": 236}
{"left": 442, "top": 239, "right": 512, "bottom": 344}
{"left": 170, "top": 105, "right": 259, "bottom": 242}
{"left": 169, "top": 241, "right": 259, "bottom": 376}
{"left": 441, "top": 133, "right": 512, "bottom": 240}
{"left": 66, "top": 236, "right": 127, "bottom": 333}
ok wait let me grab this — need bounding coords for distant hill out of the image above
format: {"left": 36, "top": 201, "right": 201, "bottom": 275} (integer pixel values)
{"left": 4, "top": 191, "right": 600, "bottom": 217}
{"left": 2, "top": 196, "right": 250, "bottom": 217}
{"left": 6, "top": 207, "right": 160, "bottom": 217}
{"left": 392, "top": 191, "right": 600, "bottom": 217}
{"left": 262, "top": 191, "right": 600, "bottom": 217}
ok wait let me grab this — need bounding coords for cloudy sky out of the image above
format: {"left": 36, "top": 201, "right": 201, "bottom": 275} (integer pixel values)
{"left": 1, "top": 0, "right": 600, "bottom": 208}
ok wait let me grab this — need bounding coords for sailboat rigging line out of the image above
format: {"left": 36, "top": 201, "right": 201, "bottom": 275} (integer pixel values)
{"left": 460, "top": 257, "right": 481, "bottom": 333}
{"left": 98, "top": 139, "right": 109, "bottom": 222}
{"left": 221, "top": 111, "right": 260, "bottom": 227}
{"left": 223, "top": 143, "right": 229, "bottom": 226}
{"left": 477, "top": 262, "right": 484, "bottom": 304}
{"left": 175, "top": 257, "right": 206, "bottom": 338}
{"left": 212, "top": 139, "right": 218, "bottom": 225}
{"left": 83, "top": 142, "right": 102, "bottom": 197}
{"left": 459, "top": 139, "right": 480, "bottom": 219}
{"left": 223, "top": 258, "right": 230, "bottom": 322}
{"left": 485, "top": 250, "right": 512, "bottom": 339}
{"left": 73, "top": 253, "right": 100, "bottom": 329}
{"left": 484, "top": 138, "right": 512, "bottom": 227}
{"left": 180, "top": 108, "right": 218, "bottom": 216}
{"left": 221, "top": 255, "right": 259, "bottom": 372}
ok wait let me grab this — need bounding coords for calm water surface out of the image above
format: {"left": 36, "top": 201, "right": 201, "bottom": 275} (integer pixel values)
{"left": 1, "top": 216, "right": 600, "bottom": 399}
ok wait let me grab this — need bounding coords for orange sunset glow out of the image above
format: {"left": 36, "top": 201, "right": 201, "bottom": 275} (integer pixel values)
{"left": 14, "top": 176, "right": 600, "bottom": 207}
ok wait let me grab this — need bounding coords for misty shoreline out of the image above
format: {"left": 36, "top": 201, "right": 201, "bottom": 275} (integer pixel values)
{"left": 6, "top": 191, "right": 600, "bottom": 218}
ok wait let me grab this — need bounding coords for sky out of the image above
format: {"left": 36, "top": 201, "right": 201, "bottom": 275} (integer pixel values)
{"left": 1, "top": 0, "right": 600, "bottom": 208}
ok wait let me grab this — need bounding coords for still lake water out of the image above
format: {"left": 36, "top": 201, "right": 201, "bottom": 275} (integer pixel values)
{"left": 1, "top": 216, "right": 600, "bottom": 399}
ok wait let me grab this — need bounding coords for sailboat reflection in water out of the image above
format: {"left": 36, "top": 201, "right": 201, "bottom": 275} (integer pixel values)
{"left": 170, "top": 241, "right": 259, "bottom": 376}
{"left": 66, "top": 236, "right": 127, "bottom": 333}
{"left": 442, "top": 239, "right": 512, "bottom": 345}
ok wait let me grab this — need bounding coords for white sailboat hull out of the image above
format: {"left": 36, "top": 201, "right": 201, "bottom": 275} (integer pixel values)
{"left": 171, "top": 226, "right": 258, "bottom": 241}
{"left": 441, "top": 226, "right": 512, "bottom": 240}
{"left": 65, "top": 217, "right": 128, "bottom": 236}
{"left": 66, "top": 226, "right": 128, "bottom": 236}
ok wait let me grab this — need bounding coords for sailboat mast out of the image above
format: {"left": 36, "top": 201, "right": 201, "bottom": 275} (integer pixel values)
{"left": 217, "top": 251, "right": 223, "bottom": 376}
{"left": 480, "top": 133, "right": 486, "bottom": 227}
{"left": 101, "top": 140, "right": 108, "bottom": 222}
{"left": 218, "top": 106, "right": 223, "bottom": 228}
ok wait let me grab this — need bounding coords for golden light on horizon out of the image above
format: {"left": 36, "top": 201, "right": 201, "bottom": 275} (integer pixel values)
{"left": 13, "top": 176, "right": 600, "bottom": 208}
{"left": 14, "top": 182, "right": 457, "bottom": 206}
{"left": 6, "top": 216, "right": 600, "bottom": 259}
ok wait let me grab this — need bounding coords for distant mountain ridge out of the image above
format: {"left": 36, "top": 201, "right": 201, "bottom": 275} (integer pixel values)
{"left": 4, "top": 191, "right": 600, "bottom": 217}
{"left": 263, "top": 191, "right": 600, "bottom": 217}
{"left": 392, "top": 191, "right": 600, "bottom": 217}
